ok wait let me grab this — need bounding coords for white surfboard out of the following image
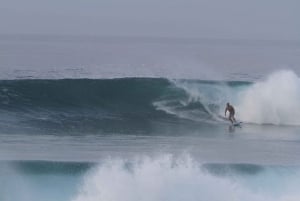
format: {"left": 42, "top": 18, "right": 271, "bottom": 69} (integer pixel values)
{"left": 233, "top": 121, "right": 242, "bottom": 127}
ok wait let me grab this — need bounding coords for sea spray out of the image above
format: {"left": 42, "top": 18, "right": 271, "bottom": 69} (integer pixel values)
{"left": 72, "top": 155, "right": 258, "bottom": 201}
{"left": 237, "top": 70, "right": 300, "bottom": 125}
{"left": 155, "top": 70, "right": 300, "bottom": 126}
{"left": 72, "top": 155, "right": 300, "bottom": 201}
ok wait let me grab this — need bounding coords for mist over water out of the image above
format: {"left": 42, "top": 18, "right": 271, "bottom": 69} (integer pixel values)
{"left": 0, "top": 35, "right": 300, "bottom": 80}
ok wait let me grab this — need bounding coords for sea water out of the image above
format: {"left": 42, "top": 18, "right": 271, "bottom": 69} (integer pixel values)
{"left": 1, "top": 35, "right": 300, "bottom": 201}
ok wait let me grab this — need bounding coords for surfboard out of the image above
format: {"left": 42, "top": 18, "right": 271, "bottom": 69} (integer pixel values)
{"left": 233, "top": 121, "right": 242, "bottom": 127}
{"left": 217, "top": 115, "right": 242, "bottom": 126}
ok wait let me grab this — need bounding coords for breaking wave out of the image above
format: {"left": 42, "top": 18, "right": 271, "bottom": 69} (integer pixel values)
{"left": 72, "top": 155, "right": 300, "bottom": 201}
{"left": 0, "top": 70, "right": 299, "bottom": 135}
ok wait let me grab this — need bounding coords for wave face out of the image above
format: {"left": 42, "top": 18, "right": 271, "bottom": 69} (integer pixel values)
{"left": 0, "top": 77, "right": 250, "bottom": 135}
{"left": 0, "top": 78, "right": 173, "bottom": 134}
{"left": 1, "top": 70, "right": 300, "bottom": 135}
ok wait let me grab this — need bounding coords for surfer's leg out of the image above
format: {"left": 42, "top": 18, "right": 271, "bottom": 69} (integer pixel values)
{"left": 229, "top": 114, "right": 233, "bottom": 124}
{"left": 233, "top": 116, "right": 236, "bottom": 122}
{"left": 231, "top": 113, "right": 236, "bottom": 123}
{"left": 228, "top": 117, "right": 233, "bottom": 124}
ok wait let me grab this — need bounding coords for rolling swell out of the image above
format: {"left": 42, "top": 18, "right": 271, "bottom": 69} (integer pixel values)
{"left": 0, "top": 78, "right": 172, "bottom": 134}
{"left": 0, "top": 78, "right": 250, "bottom": 134}
{"left": 0, "top": 78, "right": 169, "bottom": 110}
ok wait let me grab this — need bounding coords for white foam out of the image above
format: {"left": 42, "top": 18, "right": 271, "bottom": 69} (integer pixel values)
{"left": 155, "top": 70, "right": 300, "bottom": 126}
{"left": 153, "top": 80, "right": 231, "bottom": 123}
{"left": 237, "top": 70, "right": 300, "bottom": 125}
{"left": 71, "top": 155, "right": 300, "bottom": 201}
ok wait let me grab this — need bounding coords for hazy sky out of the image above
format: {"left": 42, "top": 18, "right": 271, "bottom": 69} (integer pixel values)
{"left": 0, "top": 0, "right": 299, "bottom": 40}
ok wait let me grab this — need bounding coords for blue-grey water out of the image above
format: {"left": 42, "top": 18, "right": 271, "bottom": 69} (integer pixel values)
{"left": 1, "top": 35, "right": 300, "bottom": 201}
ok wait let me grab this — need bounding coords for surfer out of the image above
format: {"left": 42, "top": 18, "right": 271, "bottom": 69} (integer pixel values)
{"left": 225, "top": 102, "right": 236, "bottom": 124}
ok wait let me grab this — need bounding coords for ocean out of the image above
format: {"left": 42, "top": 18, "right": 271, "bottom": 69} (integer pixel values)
{"left": 1, "top": 35, "right": 300, "bottom": 201}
